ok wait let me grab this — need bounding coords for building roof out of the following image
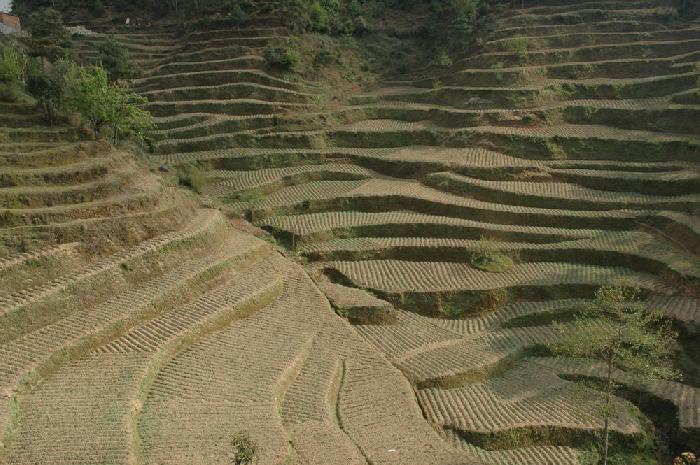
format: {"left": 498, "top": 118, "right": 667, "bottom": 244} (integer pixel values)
{"left": 0, "top": 12, "right": 20, "bottom": 23}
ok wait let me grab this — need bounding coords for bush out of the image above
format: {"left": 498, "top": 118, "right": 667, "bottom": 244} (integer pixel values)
{"left": 504, "top": 37, "right": 528, "bottom": 62}
{"left": 231, "top": 431, "right": 256, "bottom": 465}
{"left": 545, "top": 141, "right": 566, "bottom": 160}
{"left": 469, "top": 238, "right": 514, "bottom": 273}
{"left": 437, "top": 51, "right": 453, "bottom": 67}
{"left": 477, "top": 288, "right": 509, "bottom": 312}
{"left": 309, "top": 1, "right": 331, "bottom": 33}
{"left": 0, "top": 42, "right": 27, "bottom": 83}
{"left": 177, "top": 163, "right": 206, "bottom": 193}
{"left": 263, "top": 43, "right": 300, "bottom": 70}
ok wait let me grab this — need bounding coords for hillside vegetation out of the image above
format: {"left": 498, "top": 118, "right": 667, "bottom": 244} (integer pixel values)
{"left": 0, "top": 0, "right": 699, "bottom": 464}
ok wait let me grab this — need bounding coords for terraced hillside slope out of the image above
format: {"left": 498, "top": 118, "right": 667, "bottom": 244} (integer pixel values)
{"left": 0, "top": 8, "right": 486, "bottom": 465}
{"left": 0, "top": 86, "right": 487, "bottom": 465}
{"left": 2, "top": 0, "right": 700, "bottom": 464}
{"left": 101, "top": 0, "right": 696, "bottom": 462}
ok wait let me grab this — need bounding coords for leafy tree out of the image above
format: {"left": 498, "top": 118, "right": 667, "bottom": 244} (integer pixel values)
{"left": 97, "top": 37, "right": 134, "bottom": 82}
{"left": 63, "top": 65, "right": 110, "bottom": 137}
{"left": 549, "top": 284, "right": 679, "bottom": 465}
{"left": 25, "top": 58, "right": 72, "bottom": 124}
{"left": 64, "top": 65, "right": 153, "bottom": 141}
{"left": 105, "top": 81, "right": 153, "bottom": 142}
{"left": 26, "top": 8, "right": 72, "bottom": 61}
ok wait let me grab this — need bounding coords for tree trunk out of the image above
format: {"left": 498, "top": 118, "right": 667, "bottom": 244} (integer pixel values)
{"left": 603, "top": 356, "right": 613, "bottom": 465}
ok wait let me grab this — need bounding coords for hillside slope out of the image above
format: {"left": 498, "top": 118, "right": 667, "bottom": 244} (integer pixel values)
{"left": 0, "top": 66, "right": 484, "bottom": 465}
{"left": 2, "top": 0, "right": 700, "bottom": 464}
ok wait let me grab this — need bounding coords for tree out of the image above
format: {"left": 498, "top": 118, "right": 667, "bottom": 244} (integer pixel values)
{"left": 105, "top": 81, "right": 153, "bottom": 143}
{"left": 97, "top": 37, "right": 134, "bottom": 82}
{"left": 64, "top": 65, "right": 110, "bottom": 137}
{"left": 549, "top": 284, "right": 679, "bottom": 465}
{"left": 26, "top": 8, "right": 72, "bottom": 61}
{"left": 64, "top": 65, "right": 153, "bottom": 142}
{"left": 25, "top": 58, "right": 73, "bottom": 124}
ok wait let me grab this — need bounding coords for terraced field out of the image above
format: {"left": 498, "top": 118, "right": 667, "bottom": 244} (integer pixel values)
{"left": 103, "top": 0, "right": 699, "bottom": 462}
{"left": 2, "top": 0, "right": 699, "bottom": 463}
{"left": 1, "top": 102, "right": 484, "bottom": 464}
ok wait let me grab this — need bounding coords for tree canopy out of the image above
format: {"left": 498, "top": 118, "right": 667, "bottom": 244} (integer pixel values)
{"left": 64, "top": 65, "right": 153, "bottom": 141}
{"left": 26, "top": 7, "right": 72, "bottom": 61}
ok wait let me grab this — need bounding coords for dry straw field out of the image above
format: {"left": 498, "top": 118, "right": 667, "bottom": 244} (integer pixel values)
{"left": 1, "top": 0, "right": 699, "bottom": 464}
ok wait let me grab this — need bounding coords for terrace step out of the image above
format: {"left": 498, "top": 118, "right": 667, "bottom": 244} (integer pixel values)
{"left": 0, "top": 209, "right": 220, "bottom": 319}
{"left": 280, "top": 345, "right": 367, "bottom": 464}
{"left": 5, "top": 353, "right": 147, "bottom": 465}
{"left": 427, "top": 171, "right": 700, "bottom": 212}
{"left": 532, "top": 357, "right": 700, "bottom": 429}
{"left": 299, "top": 231, "right": 700, "bottom": 285}
{"left": 419, "top": 360, "right": 639, "bottom": 434}
{"left": 324, "top": 259, "right": 673, "bottom": 296}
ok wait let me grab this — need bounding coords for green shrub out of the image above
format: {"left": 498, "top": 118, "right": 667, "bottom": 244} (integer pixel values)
{"left": 177, "top": 163, "right": 206, "bottom": 193}
{"left": 437, "top": 50, "right": 453, "bottom": 67}
{"left": 309, "top": 1, "right": 331, "bottom": 32}
{"left": 545, "top": 141, "right": 566, "bottom": 160}
{"left": 263, "top": 43, "right": 300, "bottom": 70}
{"left": 504, "top": 37, "right": 528, "bottom": 62}
{"left": 0, "top": 42, "right": 27, "bottom": 83}
{"left": 231, "top": 431, "right": 256, "bottom": 465}
{"left": 438, "top": 294, "right": 464, "bottom": 318}
{"left": 477, "top": 288, "right": 509, "bottom": 312}
{"left": 470, "top": 238, "right": 514, "bottom": 273}
{"left": 471, "top": 252, "right": 514, "bottom": 273}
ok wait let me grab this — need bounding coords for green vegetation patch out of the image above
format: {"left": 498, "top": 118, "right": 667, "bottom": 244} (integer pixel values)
{"left": 177, "top": 163, "right": 207, "bottom": 194}
{"left": 503, "top": 37, "right": 528, "bottom": 62}
{"left": 231, "top": 431, "right": 256, "bottom": 465}
{"left": 469, "top": 238, "right": 515, "bottom": 273}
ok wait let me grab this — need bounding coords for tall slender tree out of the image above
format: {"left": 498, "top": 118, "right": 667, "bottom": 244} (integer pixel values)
{"left": 549, "top": 284, "right": 680, "bottom": 465}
